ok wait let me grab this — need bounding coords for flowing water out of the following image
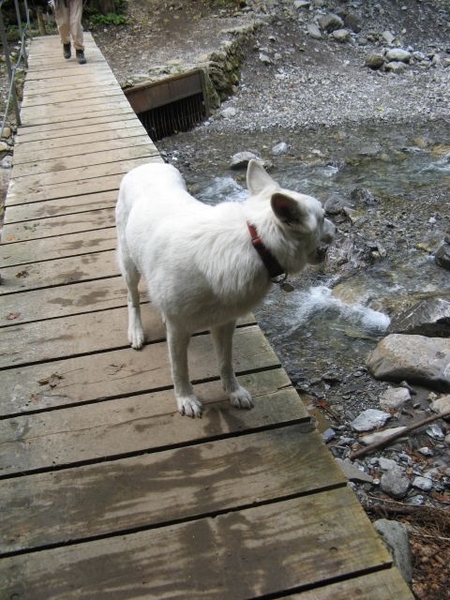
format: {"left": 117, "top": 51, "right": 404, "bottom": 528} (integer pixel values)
{"left": 158, "top": 120, "right": 450, "bottom": 413}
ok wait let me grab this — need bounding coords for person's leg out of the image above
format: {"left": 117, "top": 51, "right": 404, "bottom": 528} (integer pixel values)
{"left": 70, "top": 0, "right": 86, "bottom": 63}
{"left": 54, "top": 0, "right": 71, "bottom": 58}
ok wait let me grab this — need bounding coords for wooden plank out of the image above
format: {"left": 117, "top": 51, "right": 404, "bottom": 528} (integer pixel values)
{"left": 0, "top": 227, "right": 117, "bottom": 267}
{"left": 0, "top": 305, "right": 256, "bottom": 369}
{"left": 287, "top": 569, "right": 413, "bottom": 599}
{"left": 20, "top": 95, "right": 133, "bottom": 123}
{"left": 0, "top": 424, "right": 341, "bottom": 554}
{"left": 0, "top": 276, "right": 128, "bottom": 325}
{"left": 21, "top": 87, "right": 125, "bottom": 108}
{"left": 12, "top": 126, "right": 148, "bottom": 163}
{"left": 0, "top": 369, "right": 303, "bottom": 476}
{"left": 2, "top": 207, "right": 115, "bottom": 242}
{"left": 0, "top": 250, "right": 118, "bottom": 293}
{"left": 20, "top": 105, "right": 136, "bottom": 128}
{"left": 0, "top": 490, "right": 393, "bottom": 600}
{"left": 14, "top": 113, "right": 139, "bottom": 143}
{"left": 7, "top": 156, "right": 159, "bottom": 201}
{"left": 3, "top": 191, "right": 117, "bottom": 224}
{"left": 11, "top": 142, "right": 155, "bottom": 179}
{"left": 0, "top": 325, "right": 272, "bottom": 416}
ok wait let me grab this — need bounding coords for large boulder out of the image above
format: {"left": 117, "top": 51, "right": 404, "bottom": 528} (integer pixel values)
{"left": 367, "top": 334, "right": 450, "bottom": 392}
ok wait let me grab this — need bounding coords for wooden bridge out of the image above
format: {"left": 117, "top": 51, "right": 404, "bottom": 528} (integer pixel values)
{"left": 0, "top": 34, "right": 413, "bottom": 599}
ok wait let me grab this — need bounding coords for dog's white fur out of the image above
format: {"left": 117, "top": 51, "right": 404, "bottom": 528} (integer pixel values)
{"left": 116, "top": 159, "right": 335, "bottom": 417}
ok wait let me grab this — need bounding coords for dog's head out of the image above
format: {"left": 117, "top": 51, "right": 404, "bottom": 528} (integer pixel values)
{"left": 246, "top": 160, "right": 335, "bottom": 269}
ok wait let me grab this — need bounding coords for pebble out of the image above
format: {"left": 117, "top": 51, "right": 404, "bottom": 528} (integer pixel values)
{"left": 426, "top": 423, "right": 445, "bottom": 440}
{"left": 351, "top": 409, "right": 391, "bottom": 432}
{"left": 412, "top": 476, "right": 433, "bottom": 492}
{"left": 380, "top": 466, "right": 410, "bottom": 499}
{"left": 379, "top": 386, "right": 410, "bottom": 411}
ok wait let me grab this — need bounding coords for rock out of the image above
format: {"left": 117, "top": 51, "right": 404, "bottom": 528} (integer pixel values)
{"left": 360, "top": 426, "right": 407, "bottom": 446}
{"left": 365, "top": 52, "right": 385, "bottom": 69}
{"left": 379, "top": 386, "right": 410, "bottom": 411}
{"left": 0, "top": 155, "right": 13, "bottom": 168}
{"left": 379, "top": 457, "right": 398, "bottom": 471}
{"left": 259, "top": 52, "right": 272, "bottom": 65}
{"left": 229, "top": 151, "right": 259, "bottom": 169}
{"left": 335, "top": 458, "right": 373, "bottom": 483}
{"left": 366, "top": 334, "right": 450, "bottom": 392}
{"left": 380, "top": 465, "right": 410, "bottom": 499}
{"left": 322, "top": 427, "right": 336, "bottom": 443}
{"left": 294, "top": 1, "right": 311, "bottom": 8}
{"left": 385, "top": 61, "right": 408, "bottom": 74}
{"left": 385, "top": 48, "right": 411, "bottom": 63}
{"left": 413, "top": 476, "right": 433, "bottom": 492}
{"left": 324, "top": 193, "right": 352, "bottom": 215}
{"left": 374, "top": 519, "right": 413, "bottom": 584}
{"left": 381, "top": 31, "right": 395, "bottom": 45}
{"left": 351, "top": 409, "right": 391, "bottom": 432}
{"left": 435, "top": 242, "right": 450, "bottom": 270}
{"left": 331, "top": 29, "right": 351, "bottom": 43}
{"left": 318, "top": 13, "right": 344, "bottom": 33}
{"left": 430, "top": 394, "right": 450, "bottom": 415}
{"left": 349, "top": 187, "right": 377, "bottom": 206}
{"left": 306, "top": 22, "right": 322, "bottom": 39}
{"left": 221, "top": 107, "right": 237, "bottom": 119}
{"left": 270, "top": 141, "right": 289, "bottom": 156}
{"left": 426, "top": 423, "right": 445, "bottom": 440}
{"left": 388, "top": 297, "right": 450, "bottom": 337}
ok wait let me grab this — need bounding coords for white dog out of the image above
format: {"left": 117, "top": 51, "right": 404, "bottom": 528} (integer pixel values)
{"left": 116, "top": 159, "right": 335, "bottom": 417}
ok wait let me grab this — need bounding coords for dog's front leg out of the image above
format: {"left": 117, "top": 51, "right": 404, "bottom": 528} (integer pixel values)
{"left": 166, "top": 322, "right": 203, "bottom": 418}
{"left": 211, "top": 321, "right": 253, "bottom": 410}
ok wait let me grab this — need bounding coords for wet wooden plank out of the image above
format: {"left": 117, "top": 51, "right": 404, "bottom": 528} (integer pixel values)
{"left": 0, "top": 250, "right": 118, "bottom": 293}
{"left": 0, "top": 423, "right": 340, "bottom": 554}
{"left": 0, "top": 304, "right": 160, "bottom": 368}
{"left": 3, "top": 190, "right": 117, "bottom": 222}
{"left": 287, "top": 569, "right": 413, "bottom": 599}
{"left": 0, "top": 277, "right": 128, "bottom": 324}
{"left": 7, "top": 157, "right": 159, "bottom": 202}
{"left": 0, "top": 228, "right": 117, "bottom": 267}
{"left": 0, "top": 305, "right": 256, "bottom": 369}
{"left": 0, "top": 370, "right": 302, "bottom": 477}
{"left": 0, "top": 489, "right": 392, "bottom": 600}
{"left": 13, "top": 132, "right": 149, "bottom": 165}
{"left": 2, "top": 207, "right": 116, "bottom": 242}
{"left": 0, "top": 325, "right": 272, "bottom": 416}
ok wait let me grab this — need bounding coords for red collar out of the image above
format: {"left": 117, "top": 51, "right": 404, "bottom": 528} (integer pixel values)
{"left": 247, "top": 222, "right": 286, "bottom": 282}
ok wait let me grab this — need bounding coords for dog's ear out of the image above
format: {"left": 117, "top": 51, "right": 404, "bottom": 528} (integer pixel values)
{"left": 271, "top": 192, "right": 303, "bottom": 226}
{"left": 247, "top": 160, "right": 278, "bottom": 195}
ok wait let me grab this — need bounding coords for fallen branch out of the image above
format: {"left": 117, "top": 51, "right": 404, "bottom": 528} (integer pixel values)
{"left": 350, "top": 408, "right": 450, "bottom": 460}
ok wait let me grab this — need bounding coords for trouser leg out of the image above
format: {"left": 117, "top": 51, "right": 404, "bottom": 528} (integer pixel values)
{"left": 54, "top": 0, "right": 70, "bottom": 45}
{"left": 70, "top": 0, "right": 84, "bottom": 50}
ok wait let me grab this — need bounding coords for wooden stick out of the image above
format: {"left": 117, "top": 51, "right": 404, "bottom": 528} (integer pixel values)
{"left": 350, "top": 408, "right": 450, "bottom": 460}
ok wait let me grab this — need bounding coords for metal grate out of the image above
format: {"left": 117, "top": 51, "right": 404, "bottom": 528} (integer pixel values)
{"left": 137, "top": 92, "right": 207, "bottom": 141}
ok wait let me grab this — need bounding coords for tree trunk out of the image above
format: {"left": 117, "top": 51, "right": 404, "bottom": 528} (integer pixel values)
{"left": 90, "top": 0, "right": 116, "bottom": 15}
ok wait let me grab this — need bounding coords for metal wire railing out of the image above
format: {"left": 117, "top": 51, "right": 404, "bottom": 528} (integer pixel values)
{"left": 0, "top": 0, "right": 31, "bottom": 137}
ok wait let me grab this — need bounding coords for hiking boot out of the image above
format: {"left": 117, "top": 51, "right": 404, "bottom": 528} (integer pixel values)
{"left": 63, "top": 43, "right": 71, "bottom": 59}
{"left": 76, "top": 49, "right": 86, "bottom": 64}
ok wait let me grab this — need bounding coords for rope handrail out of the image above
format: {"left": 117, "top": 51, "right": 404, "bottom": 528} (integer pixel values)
{"left": 0, "top": 0, "right": 31, "bottom": 137}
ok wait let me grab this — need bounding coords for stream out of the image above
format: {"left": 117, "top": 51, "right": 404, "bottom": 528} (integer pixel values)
{"left": 158, "top": 119, "right": 450, "bottom": 419}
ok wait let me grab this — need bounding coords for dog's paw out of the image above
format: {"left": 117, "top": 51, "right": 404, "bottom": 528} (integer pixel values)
{"left": 128, "top": 325, "right": 145, "bottom": 350}
{"left": 229, "top": 386, "right": 254, "bottom": 410}
{"left": 177, "top": 395, "right": 203, "bottom": 418}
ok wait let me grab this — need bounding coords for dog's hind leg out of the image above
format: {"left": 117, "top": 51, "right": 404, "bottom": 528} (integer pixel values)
{"left": 211, "top": 321, "right": 253, "bottom": 410}
{"left": 166, "top": 321, "right": 203, "bottom": 418}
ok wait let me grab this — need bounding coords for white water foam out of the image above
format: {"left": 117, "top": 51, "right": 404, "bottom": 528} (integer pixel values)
{"left": 285, "top": 285, "right": 391, "bottom": 334}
